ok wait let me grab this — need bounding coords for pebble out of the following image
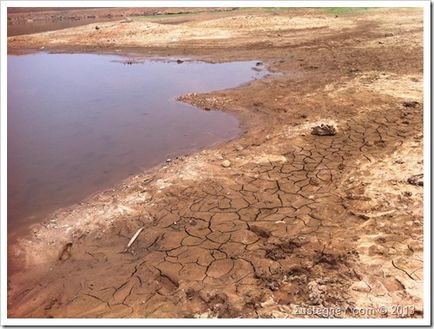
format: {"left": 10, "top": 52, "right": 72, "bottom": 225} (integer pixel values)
{"left": 221, "top": 160, "right": 231, "bottom": 168}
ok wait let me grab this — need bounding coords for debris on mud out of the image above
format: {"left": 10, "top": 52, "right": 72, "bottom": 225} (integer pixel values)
{"left": 123, "top": 227, "right": 144, "bottom": 252}
{"left": 311, "top": 124, "right": 337, "bottom": 136}
{"left": 265, "top": 248, "right": 285, "bottom": 261}
{"left": 402, "top": 101, "right": 419, "bottom": 108}
{"left": 351, "top": 281, "right": 371, "bottom": 293}
{"left": 307, "top": 281, "right": 324, "bottom": 305}
{"left": 249, "top": 224, "right": 271, "bottom": 239}
{"left": 407, "top": 174, "right": 423, "bottom": 186}
{"left": 313, "top": 250, "right": 344, "bottom": 267}
{"left": 201, "top": 292, "right": 237, "bottom": 318}
{"left": 265, "top": 240, "right": 302, "bottom": 260}
{"left": 58, "top": 242, "right": 72, "bottom": 261}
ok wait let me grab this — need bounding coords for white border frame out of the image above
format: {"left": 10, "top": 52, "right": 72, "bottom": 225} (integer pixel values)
{"left": 1, "top": 1, "right": 431, "bottom": 326}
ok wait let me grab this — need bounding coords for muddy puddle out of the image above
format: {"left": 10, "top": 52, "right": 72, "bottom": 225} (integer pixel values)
{"left": 8, "top": 53, "right": 266, "bottom": 236}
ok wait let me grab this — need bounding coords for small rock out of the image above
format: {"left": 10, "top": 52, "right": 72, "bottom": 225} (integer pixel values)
{"left": 265, "top": 135, "right": 271, "bottom": 140}
{"left": 176, "top": 59, "right": 184, "bottom": 64}
{"left": 166, "top": 158, "right": 172, "bottom": 163}
{"left": 351, "top": 281, "right": 370, "bottom": 293}
{"left": 311, "top": 124, "right": 336, "bottom": 136}
{"left": 95, "top": 25, "right": 100, "bottom": 30}
{"left": 221, "top": 160, "right": 231, "bottom": 168}
{"left": 407, "top": 174, "right": 423, "bottom": 186}
{"left": 235, "top": 145, "right": 244, "bottom": 151}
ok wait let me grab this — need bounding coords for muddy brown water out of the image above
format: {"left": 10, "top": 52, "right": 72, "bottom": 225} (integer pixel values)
{"left": 8, "top": 53, "right": 266, "bottom": 237}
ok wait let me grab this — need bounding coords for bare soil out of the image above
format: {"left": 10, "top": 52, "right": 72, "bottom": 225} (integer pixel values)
{"left": 7, "top": 8, "right": 424, "bottom": 318}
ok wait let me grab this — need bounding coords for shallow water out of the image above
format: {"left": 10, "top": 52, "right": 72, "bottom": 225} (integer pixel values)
{"left": 8, "top": 53, "right": 265, "bottom": 233}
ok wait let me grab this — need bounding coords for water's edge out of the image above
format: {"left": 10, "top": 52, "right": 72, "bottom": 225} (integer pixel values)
{"left": 8, "top": 52, "right": 268, "bottom": 240}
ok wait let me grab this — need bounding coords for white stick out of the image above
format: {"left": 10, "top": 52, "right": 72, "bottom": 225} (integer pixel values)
{"left": 125, "top": 227, "right": 144, "bottom": 251}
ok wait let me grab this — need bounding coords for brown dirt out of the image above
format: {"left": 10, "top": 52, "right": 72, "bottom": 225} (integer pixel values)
{"left": 7, "top": 8, "right": 424, "bottom": 318}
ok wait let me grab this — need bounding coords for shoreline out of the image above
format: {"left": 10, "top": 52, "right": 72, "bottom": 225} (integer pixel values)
{"left": 7, "top": 8, "right": 424, "bottom": 318}
{"left": 7, "top": 51, "right": 261, "bottom": 243}
{"left": 8, "top": 60, "right": 269, "bottom": 266}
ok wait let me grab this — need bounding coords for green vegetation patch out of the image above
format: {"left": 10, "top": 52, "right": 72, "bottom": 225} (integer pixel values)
{"left": 132, "top": 9, "right": 239, "bottom": 21}
{"left": 321, "top": 7, "right": 371, "bottom": 15}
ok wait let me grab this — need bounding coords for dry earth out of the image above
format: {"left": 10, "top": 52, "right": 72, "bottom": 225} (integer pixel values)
{"left": 7, "top": 8, "right": 425, "bottom": 318}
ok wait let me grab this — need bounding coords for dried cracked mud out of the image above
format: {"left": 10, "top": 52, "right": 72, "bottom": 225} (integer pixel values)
{"left": 7, "top": 8, "right": 424, "bottom": 318}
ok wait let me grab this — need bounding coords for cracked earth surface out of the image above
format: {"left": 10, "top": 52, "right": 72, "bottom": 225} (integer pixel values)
{"left": 7, "top": 8, "right": 424, "bottom": 318}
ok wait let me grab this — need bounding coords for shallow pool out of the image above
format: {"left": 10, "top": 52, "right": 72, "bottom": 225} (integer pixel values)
{"left": 8, "top": 53, "right": 265, "bottom": 233}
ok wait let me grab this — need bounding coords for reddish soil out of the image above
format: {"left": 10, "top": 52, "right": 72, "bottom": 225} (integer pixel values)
{"left": 7, "top": 8, "right": 424, "bottom": 318}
